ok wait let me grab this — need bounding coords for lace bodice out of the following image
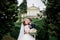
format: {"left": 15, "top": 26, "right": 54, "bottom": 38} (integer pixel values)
{"left": 24, "top": 25, "right": 30, "bottom": 33}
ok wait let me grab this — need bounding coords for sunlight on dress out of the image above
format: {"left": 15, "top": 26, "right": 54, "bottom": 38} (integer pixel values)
{"left": 22, "top": 25, "right": 35, "bottom": 40}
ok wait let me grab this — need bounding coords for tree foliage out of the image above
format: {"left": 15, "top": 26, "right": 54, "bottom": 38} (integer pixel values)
{"left": 32, "top": 18, "right": 48, "bottom": 40}
{"left": 19, "top": 0, "right": 27, "bottom": 13}
{"left": 44, "top": 0, "right": 60, "bottom": 40}
{"left": 0, "top": 0, "right": 18, "bottom": 40}
{"left": 10, "top": 0, "right": 27, "bottom": 39}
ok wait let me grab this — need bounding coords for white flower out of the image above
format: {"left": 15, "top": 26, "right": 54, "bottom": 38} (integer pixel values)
{"left": 29, "top": 28, "right": 37, "bottom": 35}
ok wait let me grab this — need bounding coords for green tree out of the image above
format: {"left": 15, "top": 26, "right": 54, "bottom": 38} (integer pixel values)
{"left": 17, "top": 0, "right": 27, "bottom": 22}
{"left": 32, "top": 18, "right": 48, "bottom": 40}
{"left": 0, "top": 0, "right": 18, "bottom": 40}
{"left": 43, "top": 0, "right": 60, "bottom": 40}
{"left": 10, "top": 0, "right": 27, "bottom": 39}
{"left": 19, "top": 0, "right": 27, "bottom": 13}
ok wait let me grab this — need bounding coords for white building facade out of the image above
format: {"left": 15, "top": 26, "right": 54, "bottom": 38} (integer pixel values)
{"left": 21, "top": 5, "right": 43, "bottom": 18}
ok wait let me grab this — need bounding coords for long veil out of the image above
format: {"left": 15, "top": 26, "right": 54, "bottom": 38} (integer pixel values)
{"left": 17, "top": 23, "right": 24, "bottom": 40}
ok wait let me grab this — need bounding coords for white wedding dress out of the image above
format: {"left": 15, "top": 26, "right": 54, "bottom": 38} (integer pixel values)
{"left": 17, "top": 24, "right": 35, "bottom": 40}
{"left": 22, "top": 25, "right": 35, "bottom": 40}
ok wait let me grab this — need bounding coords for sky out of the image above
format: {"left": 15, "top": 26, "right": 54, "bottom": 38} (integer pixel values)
{"left": 18, "top": 0, "right": 46, "bottom": 10}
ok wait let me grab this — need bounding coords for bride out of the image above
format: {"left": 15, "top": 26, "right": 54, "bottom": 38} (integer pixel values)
{"left": 17, "top": 19, "right": 35, "bottom": 40}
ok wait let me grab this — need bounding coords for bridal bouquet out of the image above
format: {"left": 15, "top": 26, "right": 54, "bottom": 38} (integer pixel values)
{"left": 29, "top": 28, "right": 37, "bottom": 35}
